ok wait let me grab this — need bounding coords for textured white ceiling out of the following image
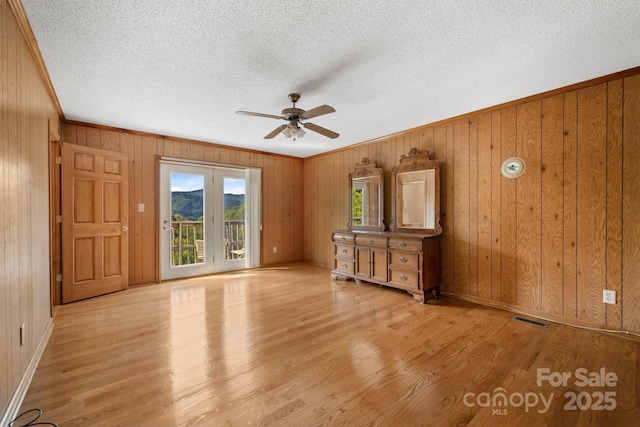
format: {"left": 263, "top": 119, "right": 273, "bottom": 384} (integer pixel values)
{"left": 21, "top": 0, "right": 640, "bottom": 158}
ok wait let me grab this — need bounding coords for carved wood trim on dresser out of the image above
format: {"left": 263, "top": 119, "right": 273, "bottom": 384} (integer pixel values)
{"left": 331, "top": 230, "right": 440, "bottom": 303}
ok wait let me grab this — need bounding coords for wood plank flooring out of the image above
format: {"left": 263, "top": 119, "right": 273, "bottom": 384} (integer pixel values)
{"left": 19, "top": 263, "right": 640, "bottom": 426}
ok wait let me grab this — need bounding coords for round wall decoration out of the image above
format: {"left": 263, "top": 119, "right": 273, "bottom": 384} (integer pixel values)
{"left": 500, "top": 157, "right": 526, "bottom": 179}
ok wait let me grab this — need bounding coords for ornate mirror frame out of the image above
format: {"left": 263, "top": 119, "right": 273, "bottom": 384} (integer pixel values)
{"left": 348, "top": 158, "right": 385, "bottom": 231}
{"left": 390, "top": 148, "right": 441, "bottom": 235}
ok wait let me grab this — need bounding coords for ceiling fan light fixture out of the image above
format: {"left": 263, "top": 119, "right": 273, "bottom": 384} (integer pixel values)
{"left": 284, "top": 123, "right": 305, "bottom": 141}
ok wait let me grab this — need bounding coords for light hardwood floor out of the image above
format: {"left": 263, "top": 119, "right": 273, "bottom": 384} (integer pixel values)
{"left": 20, "top": 263, "right": 640, "bottom": 426}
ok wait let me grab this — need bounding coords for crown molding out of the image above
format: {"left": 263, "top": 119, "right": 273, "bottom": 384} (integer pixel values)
{"left": 7, "top": 0, "right": 64, "bottom": 119}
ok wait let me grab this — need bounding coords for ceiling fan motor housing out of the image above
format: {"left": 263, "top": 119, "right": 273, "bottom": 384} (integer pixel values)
{"left": 282, "top": 107, "right": 305, "bottom": 120}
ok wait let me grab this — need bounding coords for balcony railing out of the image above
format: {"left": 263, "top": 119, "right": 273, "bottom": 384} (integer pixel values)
{"left": 170, "top": 220, "right": 245, "bottom": 266}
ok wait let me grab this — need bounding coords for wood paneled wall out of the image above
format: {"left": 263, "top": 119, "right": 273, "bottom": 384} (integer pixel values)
{"left": 1, "top": 0, "right": 60, "bottom": 418}
{"left": 304, "top": 71, "right": 640, "bottom": 335}
{"left": 61, "top": 123, "right": 305, "bottom": 285}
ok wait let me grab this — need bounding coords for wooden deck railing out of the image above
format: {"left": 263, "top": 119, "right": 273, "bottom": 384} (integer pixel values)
{"left": 170, "top": 220, "right": 245, "bottom": 266}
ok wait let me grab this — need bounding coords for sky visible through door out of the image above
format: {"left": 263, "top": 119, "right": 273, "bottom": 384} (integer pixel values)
{"left": 171, "top": 174, "right": 245, "bottom": 195}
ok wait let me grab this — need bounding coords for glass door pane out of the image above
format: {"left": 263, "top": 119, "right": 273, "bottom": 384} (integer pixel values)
{"left": 160, "top": 163, "right": 213, "bottom": 280}
{"left": 170, "top": 173, "right": 205, "bottom": 266}
{"left": 213, "top": 169, "right": 247, "bottom": 272}
{"left": 223, "top": 176, "right": 246, "bottom": 260}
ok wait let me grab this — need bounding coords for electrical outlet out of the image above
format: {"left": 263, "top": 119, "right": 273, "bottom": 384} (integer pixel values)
{"left": 273, "top": 246, "right": 278, "bottom": 254}
{"left": 603, "top": 290, "right": 616, "bottom": 305}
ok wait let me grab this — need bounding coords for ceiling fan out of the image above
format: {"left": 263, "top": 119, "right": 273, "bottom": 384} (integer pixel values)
{"left": 236, "top": 93, "right": 339, "bottom": 141}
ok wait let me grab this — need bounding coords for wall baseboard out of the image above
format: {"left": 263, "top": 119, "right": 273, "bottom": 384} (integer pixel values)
{"left": 0, "top": 319, "right": 54, "bottom": 426}
{"left": 441, "top": 292, "right": 640, "bottom": 342}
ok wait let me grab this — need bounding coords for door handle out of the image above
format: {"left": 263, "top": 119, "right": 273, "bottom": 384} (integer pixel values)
{"left": 122, "top": 225, "right": 129, "bottom": 231}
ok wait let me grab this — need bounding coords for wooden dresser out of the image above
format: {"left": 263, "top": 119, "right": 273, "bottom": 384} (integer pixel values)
{"left": 331, "top": 230, "right": 440, "bottom": 303}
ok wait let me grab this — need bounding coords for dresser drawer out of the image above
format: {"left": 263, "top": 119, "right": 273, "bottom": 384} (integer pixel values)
{"left": 355, "top": 235, "right": 387, "bottom": 248}
{"left": 334, "top": 259, "right": 355, "bottom": 275}
{"left": 388, "top": 250, "right": 419, "bottom": 269}
{"left": 389, "top": 237, "right": 421, "bottom": 251}
{"left": 333, "top": 232, "right": 355, "bottom": 244}
{"left": 389, "top": 269, "right": 419, "bottom": 289}
{"left": 335, "top": 244, "right": 355, "bottom": 259}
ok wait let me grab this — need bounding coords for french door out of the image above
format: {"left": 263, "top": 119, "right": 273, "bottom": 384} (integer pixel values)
{"left": 160, "top": 161, "right": 260, "bottom": 280}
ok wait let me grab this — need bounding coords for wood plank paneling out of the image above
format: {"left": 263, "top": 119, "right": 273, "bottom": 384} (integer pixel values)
{"left": 500, "top": 107, "right": 517, "bottom": 305}
{"left": 623, "top": 74, "right": 640, "bottom": 332}
{"left": 63, "top": 123, "right": 77, "bottom": 144}
{"left": 76, "top": 125, "right": 87, "bottom": 146}
{"left": 101, "top": 130, "right": 120, "bottom": 152}
{"left": 540, "top": 95, "right": 564, "bottom": 315}
{"left": 445, "top": 123, "right": 455, "bottom": 293}
{"left": 432, "top": 125, "right": 447, "bottom": 288}
{"left": 490, "top": 111, "right": 502, "bottom": 302}
{"left": 132, "top": 135, "right": 144, "bottom": 283}
{"left": 263, "top": 156, "right": 274, "bottom": 263}
{"left": 453, "top": 119, "right": 470, "bottom": 294}
{"left": 2, "top": 3, "right": 14, "bottom": 411}
{"left": 5, "top": 5, "right": 21, "bottom": 395}
{"left": 476, "top": 114, "right": 492, "bottom": 299}
{"left": 576, "top": 84, "right": 607, "bottom": 325}
{"left": 86, "top": 127, "right": 100, "bottom": 149}
{"left": 563, "top": 91, "right": 578, "bottom": 319}
{"left": 119, "top": 132, "right": 136, "bottom": 286}
{"left": 1, "top": 0, "right": 59, "bottom": 418}
{"left": 606, "top": 80, "right": 623, "bottom": 328}
{"left": 468, "top": 117, "right": 478, "bottom": 296}
{"left": 516, "top": 101, "right": 542, "bottom": 310}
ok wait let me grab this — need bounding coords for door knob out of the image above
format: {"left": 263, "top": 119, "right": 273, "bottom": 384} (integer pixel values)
{"left": 162, "top": 219, "right": 169, "bottom": 230}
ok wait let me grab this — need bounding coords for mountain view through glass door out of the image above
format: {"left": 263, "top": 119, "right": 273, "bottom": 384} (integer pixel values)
{"left": 170, "top": 173, "right": 205, "bottom": 266}
{"left": 169, "top": 174, "right": 246, "bottom": 266}
{"left": 222, "top": 176, "right": 246, "bottom": 261}
{"left": 161, "top": 162, "right": 257, "bottom": 280}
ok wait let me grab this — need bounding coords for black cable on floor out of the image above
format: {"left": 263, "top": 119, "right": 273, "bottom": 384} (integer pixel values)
{"left": 8, "top": 408, "right": 58, "bottom": 427}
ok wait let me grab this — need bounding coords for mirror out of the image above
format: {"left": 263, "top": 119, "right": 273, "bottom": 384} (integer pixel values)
{"left": 348, "top": 158, "right": 384, "bottom": 231}
{"left": 391, "top": 148, "right": 441, "bottom": 234}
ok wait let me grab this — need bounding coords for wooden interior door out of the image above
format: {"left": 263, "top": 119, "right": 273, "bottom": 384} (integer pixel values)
{"left": 62, "top": 143, "right": 129, "bottom": 303}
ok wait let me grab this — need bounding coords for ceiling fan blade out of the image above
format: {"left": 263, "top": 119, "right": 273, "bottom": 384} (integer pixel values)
{"left": 264, "top": 125, "right": 287, "bottom": 139}
{"left": 301, "top": 105, "right": 335, "bottom": 120}
{"left": 303, "top": 122, "right": 339, "bottom": 139}
{"left": 236, "top": 110, "right": 283, "bottom": 120}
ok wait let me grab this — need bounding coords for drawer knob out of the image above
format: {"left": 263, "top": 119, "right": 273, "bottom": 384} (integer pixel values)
{"left": 342, "top": 249, "right": 348, "bottom": 253}
{"left": 341, "top": 236, "right": 346, "bottom": 241}
{"left": 342, "top": 263, "right": 348, "bottom": 268}
{"left": 367, "top": 238, "right": 373, "bottom": 244}
{"left": 400, "top": 256, "right": 407, "bottom": 263}
{"left": 399, "top": 241, "right": 406, "bottom": 247}
{"left": 400, "top": 274, "right": 408, "bottom": 281}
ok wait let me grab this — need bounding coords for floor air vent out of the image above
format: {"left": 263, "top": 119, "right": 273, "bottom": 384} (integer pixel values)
{"left": 512, "top": 316, "right": 548, "bottom": 328}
